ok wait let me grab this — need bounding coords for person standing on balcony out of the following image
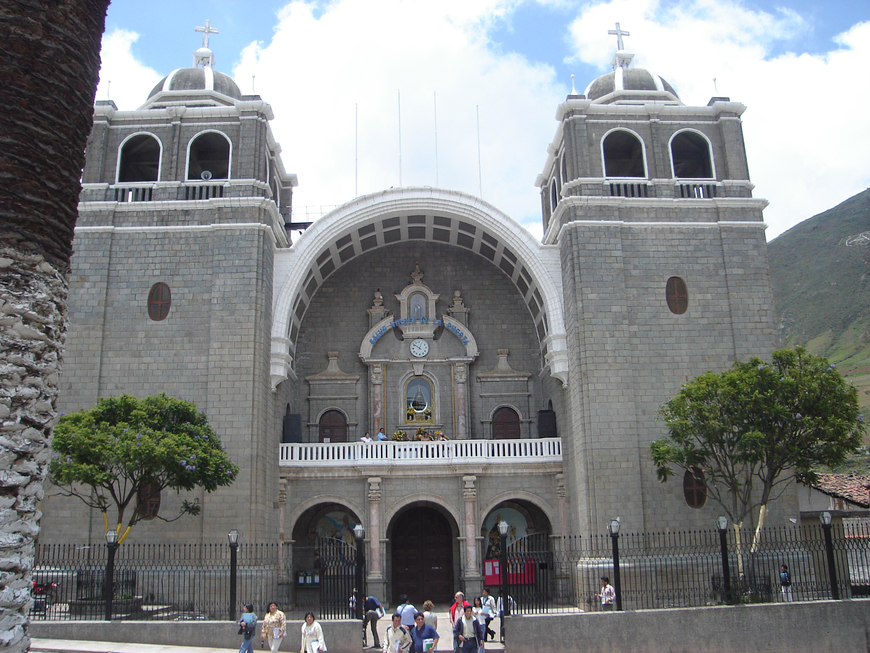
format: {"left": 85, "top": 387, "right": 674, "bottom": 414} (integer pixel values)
{"left": 377, "top": 427, "right": 388, "bottom": 441}
{"left": 361, "top": 432, "right": 373, "bottom": 442}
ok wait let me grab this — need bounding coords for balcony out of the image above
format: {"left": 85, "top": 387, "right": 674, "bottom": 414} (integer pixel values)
{"left": 279, "top": 437, "right": 562, "bottom": 468}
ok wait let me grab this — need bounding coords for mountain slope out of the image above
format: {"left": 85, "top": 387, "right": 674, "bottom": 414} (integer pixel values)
{"left": 768, "top": 188, "right": 870, "bottom": 409}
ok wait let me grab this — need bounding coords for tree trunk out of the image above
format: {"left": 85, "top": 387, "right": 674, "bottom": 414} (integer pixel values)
{"left": 0, "top": 2, "right": 109, "bottom": 650}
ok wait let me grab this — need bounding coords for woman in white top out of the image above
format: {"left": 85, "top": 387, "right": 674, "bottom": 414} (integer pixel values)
{"left": 300, "top": 612, "right": 327, "bottom": 653}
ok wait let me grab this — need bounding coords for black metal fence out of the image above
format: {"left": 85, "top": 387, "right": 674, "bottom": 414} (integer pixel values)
{"left": 30, "top": 522, "right": 870, "bottom": 620}
{"left": 506, "top": 522, "right": 870, "bottom": 614}
{"left": 29, "top": 542, "right": 289, "bottom": 621}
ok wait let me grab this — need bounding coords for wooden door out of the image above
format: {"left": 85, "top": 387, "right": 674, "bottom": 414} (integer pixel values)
{"left": 391, "top": 507, "right": 453, "bottom": 604}
{"left": 319, "top": 410, "right": 347, "bottom": 442}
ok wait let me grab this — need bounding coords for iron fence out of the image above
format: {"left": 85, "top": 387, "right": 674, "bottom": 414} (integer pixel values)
{"left": 506, "top": 522, "right": 870, "bottom": 614}
{"left": 30, "top": 522, "right": 870, "bottom": 620}
{"left": 30, "top": 542, "right": 289, "bottom": 621}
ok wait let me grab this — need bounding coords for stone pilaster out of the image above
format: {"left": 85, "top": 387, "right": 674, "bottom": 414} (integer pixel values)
{"left": 462, "top": 475, "right": 482, "bottom": 596}
{"left": 454, "top": 363, "right": 468, "bottom": 439}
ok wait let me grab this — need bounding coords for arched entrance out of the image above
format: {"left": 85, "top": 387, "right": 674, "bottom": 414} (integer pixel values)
{"left": 482, "top": 500, "right": 554, "bottom": 613}
{"left": 319, "top": 410, "right": 347, "bottom": 442}
{"left": 390, "top": 505, "right": 454, "bottom": 604}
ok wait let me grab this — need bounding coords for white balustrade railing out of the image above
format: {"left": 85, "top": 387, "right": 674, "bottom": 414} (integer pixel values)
{"left": 279, "top": 437, "right": 562, "bottom": 466}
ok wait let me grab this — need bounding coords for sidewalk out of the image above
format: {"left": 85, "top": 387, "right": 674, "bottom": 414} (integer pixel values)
{"left": 32, "top": 611, "right": 506, "bottom": 653}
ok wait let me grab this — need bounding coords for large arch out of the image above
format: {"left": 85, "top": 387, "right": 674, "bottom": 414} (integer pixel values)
{"left": 271, "top": 188, "right": 567, "bottom": 388}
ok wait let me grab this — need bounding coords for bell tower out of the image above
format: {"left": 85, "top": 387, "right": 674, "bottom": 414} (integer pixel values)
{"left": 541, "top": 26, "right": 776, "bottom": 535}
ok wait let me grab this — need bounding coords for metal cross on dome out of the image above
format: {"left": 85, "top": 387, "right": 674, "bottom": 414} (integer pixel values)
{"left": 608, "top": 22, "right": 630, "bottom": 50}
{"left": 196, "top": 19, "right": 219, "bottom": 49}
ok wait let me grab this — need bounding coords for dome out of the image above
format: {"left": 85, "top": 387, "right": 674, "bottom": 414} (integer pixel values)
{"left": 147, "top": 67, "right": 242, "bottom": 101}
{"left": 585, "top": 66, "right": 679, "bottom": 102}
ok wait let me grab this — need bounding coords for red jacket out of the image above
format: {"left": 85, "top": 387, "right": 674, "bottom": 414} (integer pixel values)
{"left": 449, "top": 600, "right": 471, "bottom": 625}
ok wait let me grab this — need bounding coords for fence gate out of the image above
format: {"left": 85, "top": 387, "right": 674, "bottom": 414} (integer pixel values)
{"left": 507, "top": 533, "right": 551, "bottom": 614}
{"left": 316, "top": 537, "right": 358, "bottom": 619}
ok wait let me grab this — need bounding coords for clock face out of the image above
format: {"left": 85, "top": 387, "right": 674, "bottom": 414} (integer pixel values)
{"left": 410, "top": 338, "right": 429, "bottom": 358}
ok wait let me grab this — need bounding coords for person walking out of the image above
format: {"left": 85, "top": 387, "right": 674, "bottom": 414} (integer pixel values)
{"left": 383, "top": 613, "right": 412, "bottom": 653}
{"left": 480, "top": 588, "right": 496, "bottom": 641}
{"left": 449, "top": 591, "right": 471, "bottom": 653}
{"left": 421, "top": 600, "right": 438, "bottom": 629}
{"left": 237, "top": 604, "right": 258, "bottom": 653}
{"left": 260, "top": 602, "right": 286, "bottom": 653}
{"left": 363, "top": 594, "right": 384, "bottom": 649}
{"left": 410, "top": 612, "right": 439, "bottom": 653}
{"left": 300, "top": 612, "right": 327, "bottom": 653}
{"left": 453, "top": 604, "right": 484, "bottom": 653}
{"left": 396, "top": 594, "right": 416, "bottom": 628}
{"left": 597, "top": 576, "right": 616, "bottom": 611}
{"left": 780, "top": 564, "right": 793, "bottom": 602}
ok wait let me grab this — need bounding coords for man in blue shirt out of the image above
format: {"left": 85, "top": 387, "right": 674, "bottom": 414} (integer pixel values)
{"left": 409, "top": 612, "right": 439, "bottom": 653}
{"left": 362, "top": 595, "right": 383, "bottom": 648}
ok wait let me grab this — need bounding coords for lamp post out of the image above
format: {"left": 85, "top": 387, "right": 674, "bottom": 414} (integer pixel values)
{"left": 353, "top": 523, "right": 365, "bottom": 619}
{"left": 228, "top": 529, "right": 240, "bottom": 621}
{"left": 104, "top": 529, "right": 119, "bottom": 621}
{"left": 716, "top": 516, "right": 731, "bottom": 604}
{"left": 819, "top": 511, "right": 839, "bottom": 600}
{"left": 498, "top": 519, "right": 510, "bottom": 642}
{"left": 608, "top": 519, "right": 622, "bottom": 611}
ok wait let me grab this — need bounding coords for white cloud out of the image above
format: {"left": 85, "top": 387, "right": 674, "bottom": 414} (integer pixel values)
{"left": 566, "top": 0, "right": 870, "bottom": 239}
{"left": 233, "top": 0, "right": 563, "bottom": 241}
{"left": 96, "top": 29, "right": 162, "bottom": 110}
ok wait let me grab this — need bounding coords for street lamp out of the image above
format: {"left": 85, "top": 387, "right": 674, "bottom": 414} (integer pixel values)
{"left": 228, "top": 529, "right": 240, "bottom": 621}
{"left": 819, "top": 511, "right": 839, "bottom": 600}
{"left": 716, "top": 516, "right": 731, "bottom": 604}
{"left": 607, "top": 519, "right": 622, "bottom": 611}
{"left": 104, "top": 529, "right": 119, "bottom": 621}
{"left": 498, "top": 519, "right": 510, "bottom": 642}
{"left": 353, "top": 524, "right": 365, "bottom": 619}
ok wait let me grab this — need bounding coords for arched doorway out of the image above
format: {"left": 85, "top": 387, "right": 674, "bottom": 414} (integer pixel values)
{"left": 319, "top": 410, "right": 347, "bottom": 442}
{"left": 391, "top": 506, "right": 454, "bottom": 604}
{"left": 492, "top": 407, "right": 520, "bottom": 439}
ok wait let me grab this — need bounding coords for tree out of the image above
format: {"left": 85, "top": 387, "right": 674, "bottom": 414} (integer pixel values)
{"left": 1, "top": 2, "right": 110, "bottom": 650}
{"left": 49, "top": 393, "right": 239, "bottom": 542}
{"left": 651, "top": 347, "right": 865, "bottom": 541}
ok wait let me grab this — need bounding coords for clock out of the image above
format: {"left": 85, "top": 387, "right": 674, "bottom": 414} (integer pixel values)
{"left": 409, "top": 338, "right": 429, "bottom": 358}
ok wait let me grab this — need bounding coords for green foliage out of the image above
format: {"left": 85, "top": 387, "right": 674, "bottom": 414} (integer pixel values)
{"left": 651, "top": 347, "right": 865, "bottom": 527}
{"left": 49, "top": 393, "right": 238, "bottom": 533}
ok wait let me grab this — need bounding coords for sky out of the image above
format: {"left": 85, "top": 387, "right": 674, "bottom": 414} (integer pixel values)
{"left": 96, "top": 0, "right": 869, "bottom": 242}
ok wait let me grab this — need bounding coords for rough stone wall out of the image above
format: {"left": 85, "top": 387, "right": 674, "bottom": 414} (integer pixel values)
{"left": 42, "top": 211, "right": 277, "bottom": 544}
{"left": 558, "top": 209, "right": 782, "bottom": 536}
{"left": 288, "top": 241, "right": 547, "bottom": 440}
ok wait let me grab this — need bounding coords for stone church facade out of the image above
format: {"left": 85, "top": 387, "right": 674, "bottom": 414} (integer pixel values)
{"left": 40, "top": 35, "right": 790, "bottom": 603}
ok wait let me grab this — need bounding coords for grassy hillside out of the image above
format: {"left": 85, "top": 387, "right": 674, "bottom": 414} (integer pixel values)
{"left": 768, "top": 189, "right": 870, "bottom": 472}
{"left": 769, "top": 188, "right": 870, "bottom": 410}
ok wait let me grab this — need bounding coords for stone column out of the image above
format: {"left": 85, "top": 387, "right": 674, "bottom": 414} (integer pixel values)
{"left": 454, "top": 363, "right": 468, "bottom": 439}
{"left": 370, "top": 364, "right": 384, "bottom": 435}
{"left": 367, "top": 477, "right": 386, "bottom": 599}
{"left": 462, "top": 475, "right": 483, "bottom": 597}
{"left": 555, "top": 473, "right": 567, "bottom": 539}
